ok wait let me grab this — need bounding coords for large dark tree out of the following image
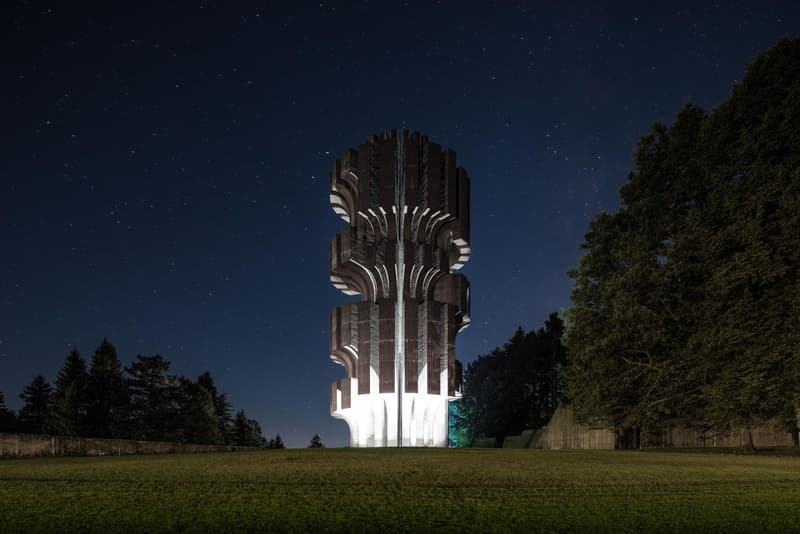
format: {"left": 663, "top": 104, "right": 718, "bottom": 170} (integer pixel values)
{"left": 47, "top": 347, "right": 89, "bottom": 436}
{"left": 197, "top": 371, "right": 234, "bottom": 445}
{"left": 564, "top": 105, "right": 709, "bottom": 434}
{"left": 691, "top": 38, "right": 800, "bottom": 445}
{"left": 308, "top": 434, "right": 324, "bottom": 448}
{"left": 85, "top": 339, "right": 130, "bottom": 438}
{"left": 172, "top": 377, "right": 222, "bottom": 445}
{"left": 126, "top": 354, "right": 174, "bottom": 440}
{"left": 18, "top": 375, "right": 53, "bottom": 434}
{"left": 0, "top": 391, "right": 17, "bottom": 432}
{"left": 564, "top": 38, "right": 800, "bottom": 446}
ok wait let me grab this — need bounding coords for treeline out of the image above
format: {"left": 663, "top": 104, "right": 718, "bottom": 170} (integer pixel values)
{"left": 0, "top": 339, "right": 283, "bottom": 448}
{"left": 455, "top": 313, "right": 567, "bottom": 447}
{"left": 456, "top": 39, "right": 799, "bottom": 449}
{"left": 564, "top": 38, "right": 800, "bottom": 446}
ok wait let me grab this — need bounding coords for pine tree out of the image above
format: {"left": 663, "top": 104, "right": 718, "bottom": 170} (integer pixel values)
{"left": 458, "top": 317, "right": 568, "bottom": 447}
{"left": 172, "top": 377, "right": 222, "bottom": 445}
{"left": 18, "top": 375, "right": 53, "bottom": 434}
{"left": 47, "top": 347, "right": 89, "bottom": 436}
{"left": 0, "top": 391, "right": 17, "bottom": 432}
{"left": 197, "top": 371, "right": 234, "bottom": 444}
{"left": 308, "top": 434, "right": 324, "bottom": 448}
{"left": 233, "top": 409, "right": 265, "bottom": 447}
{"left": 85, "top": 339, "right": 130, "bottom": 438}
{"left": 272, "top": 434, "right": 285, "bottom": 449}
{"left": 126, "top": 354, "right": 173, "bottom": 440}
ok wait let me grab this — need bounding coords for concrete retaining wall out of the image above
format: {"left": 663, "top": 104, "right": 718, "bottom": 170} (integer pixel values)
{"left": 537, "top": 405, "right": 616, "bottom": 450}
{"left": 643, "top": 425, "right": 795, "bottom": 449}
{"left": 469, "top": 405, "right": 796, "bottom": 450}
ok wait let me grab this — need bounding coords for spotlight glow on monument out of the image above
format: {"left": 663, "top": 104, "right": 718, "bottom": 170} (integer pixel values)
{"left": 328, "top": 130, "right": 471, "bottom": 447}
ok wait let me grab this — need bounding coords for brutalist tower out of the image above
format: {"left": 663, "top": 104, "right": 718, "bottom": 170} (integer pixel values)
{"left": 328, "top": 130, "right": 471, "bottom": 447}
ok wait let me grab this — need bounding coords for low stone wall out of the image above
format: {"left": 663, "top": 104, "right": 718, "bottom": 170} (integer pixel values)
{"left": 0, "top": 433, "right": 255, "bottom": 458}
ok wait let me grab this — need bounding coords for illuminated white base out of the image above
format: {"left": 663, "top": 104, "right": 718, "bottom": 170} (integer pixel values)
{"left": 332, "top": 383, "right": 451, "bottom": 447}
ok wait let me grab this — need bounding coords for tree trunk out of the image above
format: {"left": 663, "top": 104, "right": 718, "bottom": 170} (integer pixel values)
{"left": 794, "top": 404, "right": 800, "bottom": 447}
{"left": 494, "top": 434, "right": 505, "bottom": 448}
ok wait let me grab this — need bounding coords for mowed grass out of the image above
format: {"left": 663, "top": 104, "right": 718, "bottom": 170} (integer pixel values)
{"left": 1, "top": 448, "right": 799, "bottom": 533}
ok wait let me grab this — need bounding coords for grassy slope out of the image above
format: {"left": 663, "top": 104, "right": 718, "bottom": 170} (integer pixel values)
{"left": 1, "top": 448, "right": 799, "bottom": 533}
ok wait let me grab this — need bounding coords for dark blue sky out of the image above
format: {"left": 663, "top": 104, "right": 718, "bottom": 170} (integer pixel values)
{"left": 1, "top": 1, "right": 797, "bottom": 447}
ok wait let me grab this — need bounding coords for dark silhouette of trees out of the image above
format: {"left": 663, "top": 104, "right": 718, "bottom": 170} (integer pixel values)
{"left": 85, "top": 339, "right": 130, "bottom": 438}
{"left": 269, "top": 434, "right": 285, "bottom": 449}
{"left": 126, "top": 354, "right": 173, "bottom": 440}
{"left": 18, "top": 375, "right": 53, "bottom": 434}
{"left": 564, "top": 38, "right": 800, "bottom": 448}
{"left": 125, "top": 357, "right": 232, "bottom": 445}
{"left": 86, "top": 339, "right": 130, "bottom": 438}
{"left": 458, "top": 313, "right": 568, "bottom": 447}
{"left": 172, "top": 377, "right": 222, "bottom": 444}
{"left": 48, "top": 348, "right": 89, "bottom": 436}
{"left": 308, "top": 434, "right": 324, "bottom": 448}
{"left": 197, "top": 371, "right": 235, "bottom": 445}
{"left": 233, "top": 409, "right": 266, "bottom": 447}
{"left": 0, "top": 391, "right": 17, "bottom": 432}
{"left": 3, "top": 339, "right": 272, "bottom": 446}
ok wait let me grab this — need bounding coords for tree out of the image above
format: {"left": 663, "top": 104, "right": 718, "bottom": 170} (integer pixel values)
{"left": 564, "top": 38, "right": 800, "bottom": 446}
{"left": 172, "top": 377, "right": 222, "bottom": 445}
{"left": 458, "top": 314, "right": 568, "bottom": 447}
{"left": 271, "top": 434, "right": 285, "bottom": 449}
{"left": 197, "top": 371, "right": 234, "bottom": 444}
{"left": 0, "top": 391, "right": 17, "bottom": 432}
{"left": 126, "top": 354, "right": 174, "bottom": 440}
{"left": 565, "top": 103, "right": 710, "bottom": 438}
{"left": 47, "top": 347, "right": 89, "bottom": 436}
{"left": 18, "top": 375, "right": 53, "bottom": 434}
{"left": 308, "top": 434, "right": 324, "bottom": 448}
{"left": 233, "top": 409, "right": 265, "bottom": 447}
{"left": 85, "top": 339, "right": 130, "bottom": 438}
{"left": 689, "top": 38, "right": 800, "bottom": 446}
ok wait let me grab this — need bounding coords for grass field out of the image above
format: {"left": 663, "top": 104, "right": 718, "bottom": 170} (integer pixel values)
{"left": 1, "top": 448, "right": 799, "bottom": 533}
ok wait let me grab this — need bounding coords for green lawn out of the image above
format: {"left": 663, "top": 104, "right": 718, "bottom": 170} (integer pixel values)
{"left": 1, "top": 448, "right": 799, "bottom": 533}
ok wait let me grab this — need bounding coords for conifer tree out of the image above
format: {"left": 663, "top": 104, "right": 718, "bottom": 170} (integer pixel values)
{"left": 126, "top": 354, "right": 173, "bottom": 440}
{"left": 85, "top": 339, "right": 130, "bottom": 438}
{"left": 197, "top": 371, "right": 234, "bottom": 444}
{"left": 47, "top": 347, "right": 89, "bottom": 436}
{"left": 0, "top": 391, "right": 17, "bottom": 432}
{"left": 172, "top": 377, "right": 222, "bottom": 445}
{"left": 18, "top": 375, "right": 53, "bottom": 434}
{"left": 233, "top": 409, "right": 265, "bottom": 447}
{"left": 458, "top": 315, "right": 568, "bottom": 446}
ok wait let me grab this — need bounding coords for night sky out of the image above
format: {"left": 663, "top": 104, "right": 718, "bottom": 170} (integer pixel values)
{"left": 2, "top": 1, "right": 797, "bottom": 447}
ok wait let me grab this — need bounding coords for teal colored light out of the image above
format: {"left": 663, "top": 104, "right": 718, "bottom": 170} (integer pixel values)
{"left": 448, "top": 399, "right": 471, "bottom": 448}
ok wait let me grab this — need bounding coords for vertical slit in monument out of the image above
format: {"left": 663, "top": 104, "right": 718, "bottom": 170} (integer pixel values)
{"left": 395, "top": 131, "right": 405, "bottom": 447}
